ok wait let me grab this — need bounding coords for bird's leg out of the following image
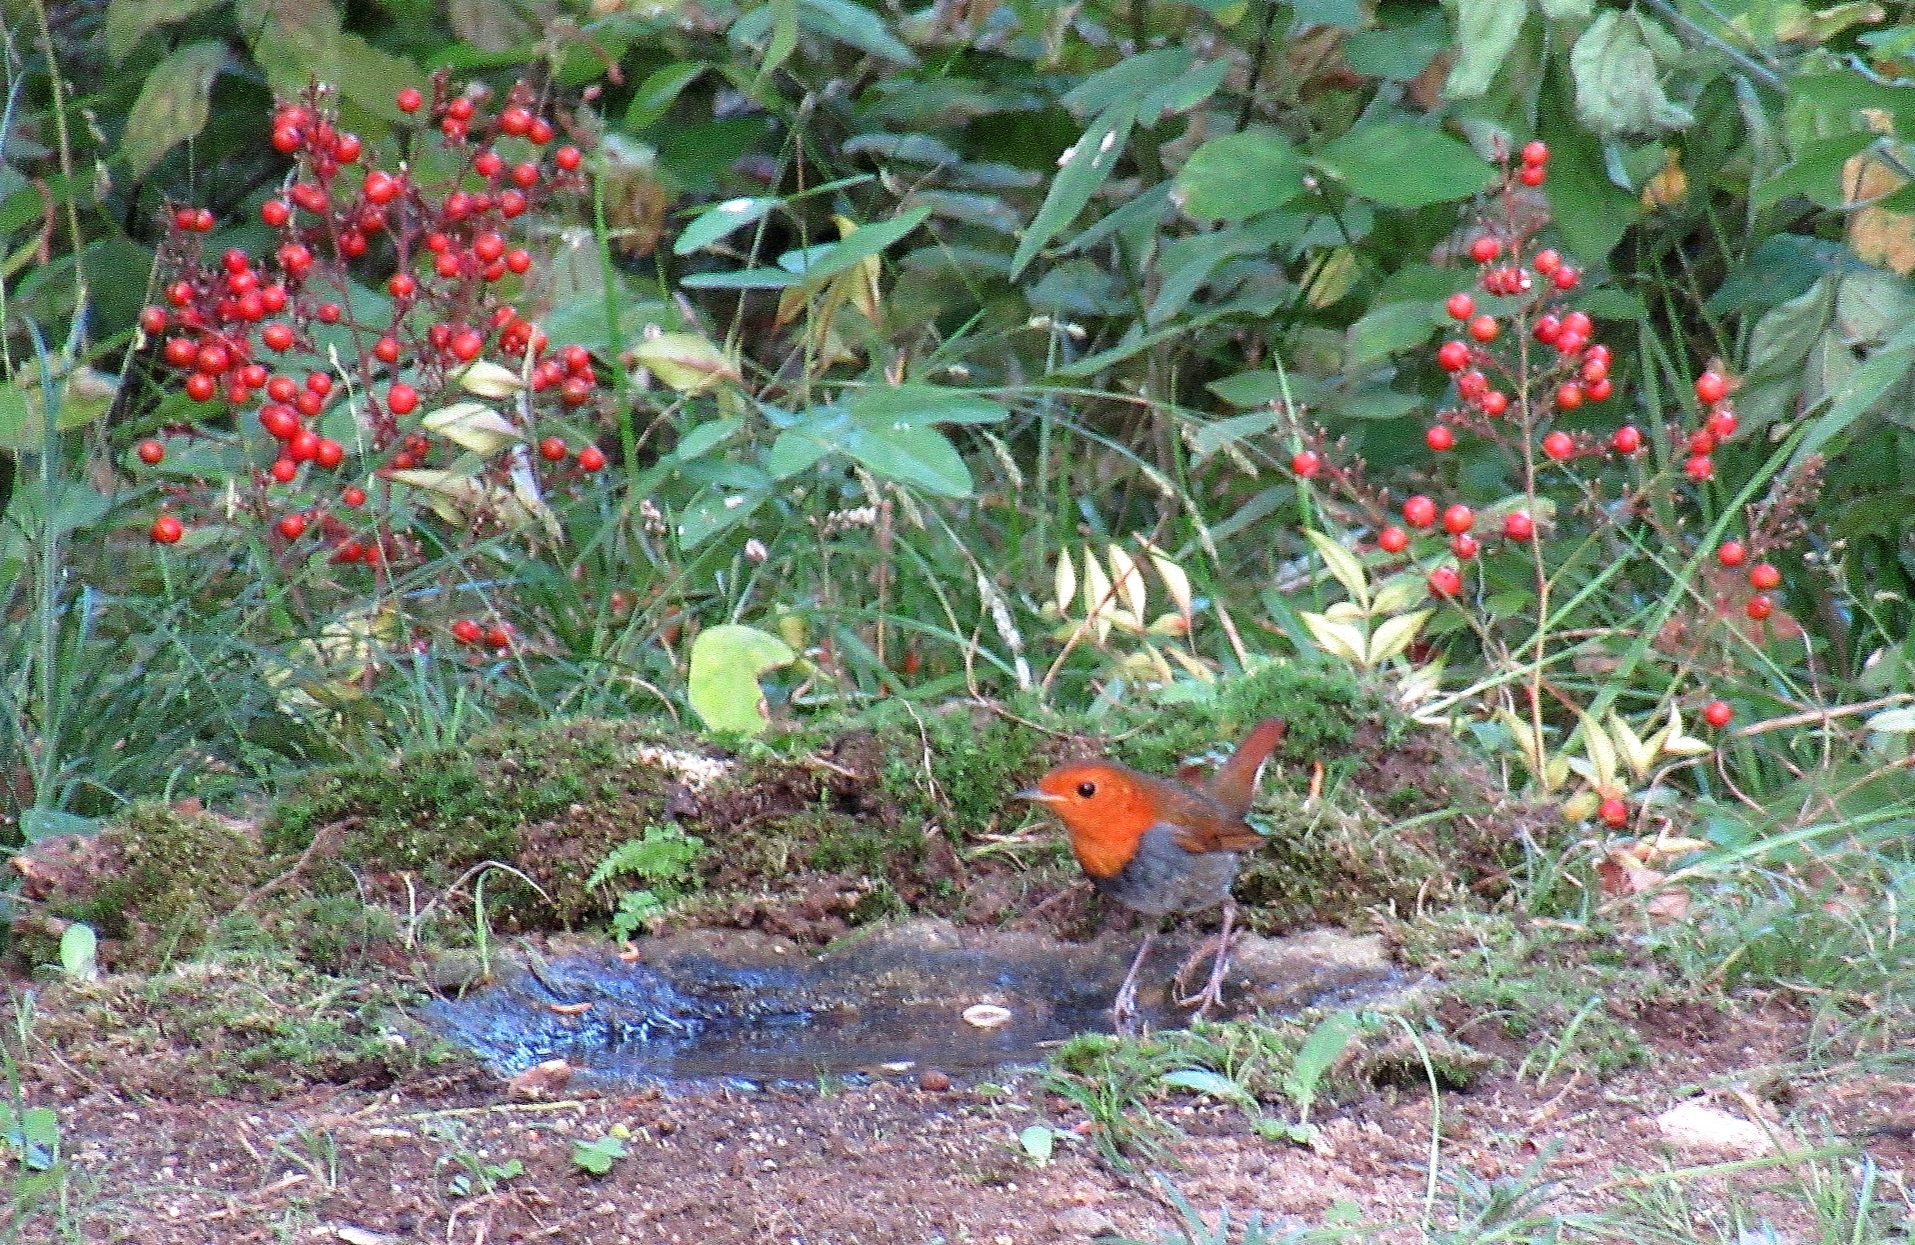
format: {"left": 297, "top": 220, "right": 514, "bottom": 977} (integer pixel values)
{"left": 1174, "top": 899, "right": 1238, "bottom": 1018}
{"left": 1111, "top": 930, "right": 1156, "bottom": 1037}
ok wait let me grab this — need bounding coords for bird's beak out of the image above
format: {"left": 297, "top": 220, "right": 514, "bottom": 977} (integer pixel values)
{"left": 1015, "top": 787, "right": 1064, "bottom": 804}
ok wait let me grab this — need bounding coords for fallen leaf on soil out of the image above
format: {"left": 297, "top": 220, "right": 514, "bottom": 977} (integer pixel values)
{"left": 335, "top": 1228, "right": 402, "bottom": 1245}
{"left": 1655, "top": 1100, "right": 1775, "bottom": 1157}
{"left": 507, "top": 1058, "right": 574, "bottom": 1100}
{"left": 548, "top": 1001, "right": 594, "bottom": 1016}
{"left": 963, "top": 1004, "right": 1013, "bottom": 1028}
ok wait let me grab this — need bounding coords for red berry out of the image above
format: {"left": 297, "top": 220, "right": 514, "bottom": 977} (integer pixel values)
{"left": 1542, "top": 431, "right": 1574, "bottom": 461}
{"left": 1291, "top": 449, "right": 1322, "bottom": 478}
{"left": 451, "top": 329, "right": 484, "bottom": 362}
{"left": 1746, "top": 594, "right": 1773, "bottom": 621}
{"left": 499, "top": 106, "right": 533, "bottom": 136}
{"left": 529, "top": 117, "right": 554, "bottom": 145}
{"left": 1688, "top": 429, "right": 1716, "bottom": 455}
{"left": 288, "top": 429, "right": 321, "bottom": 462}
{"left": 1550, "top": 265, "right": 1578, "bottom": 290}
{"left": 1468, "top": 236, "right": 1500, "bottom": 264}
{"left": 539, "top": 436, "right": 568, "bottom": 462}
{"left": 1450, "top": 534, "right": 1479, "bottom": 560}
{"left": 1598, "top": 797, "right": 1628, "bottom": 828}
{"left": 1445, "top": 292, "right": 1475, "bottom": 320}
{"left": 1426, "top": 424, "right": 1455, "bottom": 452}
{"left": 1428, "top": 566, "right": 1462, "bottom": 597}
{"left": 1457, "top": 370, "right": 1488, "bottom": 401}
{"left": 1521, "top": 140, "right": 1549, "bottom": 166}
{"left": 1610, "top": 424, "right": 1642, "bottom": 454}
{"left": 1436, "top": 340, "right": 1470, "bottom": 372}
{"left": 185, "top": 373, "right": 217, "bottom": 402}
{"left": 1518, "top": 165, "right": 1546, "bottom": 187}
{"left": 1707, "top": 408, "right": 1737, "bottom": 440}
{"left": 1533, "top": 248, "right": 1561, "bottom": 275}
{"left": 374, "top": 336, "right": 401, "bottom": 364}
{"left": 150, "top": 515, "right": 184, "bottom": 544}
{"left": 1533, "top": 314, "right": 1561, "bottom": 345}
{"left": 1503, "top": 511, "right": 1534, "bottom": 541}
{"left": 1442, "top": 503, "right": 1474, "bottom": 535}
{"left": 271, "top": 125, "right": 303, "bottom": 154}
{"left": 259, "top": 405, "right": 299, "bottom": 440}
{"left": 262, "top": 323, "right": 295, "bottom": 352}
{"left": 1468, "top": 314, "right": 1498, "bottom": 343}
{"left": 505, "top": 248, "right": 532, "bottom": 274}
{"left": 342, "top": 485, "right": 368, "bottom": 507}
{"left": 452, "top": 619, "right": 482, "bottom": 645}
{"left": 555, "top": 145, "right": 583, "bottom": 171}
{"left": 315, "top": 438, "right": 344, "bottom": 468}
{"left": 1378, "top": 526, "right": 1409, "bottom": 554}
{"left": 1583, "top": 377, "right": 1612, "bottom": 402}
{"left": 1481, "top": 391, "right": 1508, "bottom": 417}
{"left": 485, "top": 624, "right": 512, "bottom": 649}
{"left": 277, "top": 513, "right": 307, "bottom": 540}
{"left": 1403, "top": 495, "right": 1437, "bottom": 529}
{"left": 271, "top": 458, "right": 298, "bottom": 483}
{"left": 577, "top": 445, "right": 606, "bottom": 472}
{"left": 397, "top": 86, "right": 424, "bottom": 113}
{"left": 560, "top": 376, "right": 592, "bottom": 407}
{"left": 1562, "top": 310, "right": 1592, "bottom": 338}
{"left": 388, "top": 273, "right": 417, "bottom": 300}
{"left": 1555, "top": 382, "right": 1583, "bottom": 411}
{"left": 386, "top": 383, "right": 419, "bottom": 415}
{"left": 1704, "top": 700, "right": 1733, "bottom": 729}
{"left": 1749, "top": 563, "right": 1781, "bottom": 591}
{"left": 137, "top": 439, "right": 165, "bottom": 465}
{"left": 1695, "top": 371, "right": 1727, "bottom": 404}
{"left": 1684, "top": 454, "right": 1714, "bottom": 482}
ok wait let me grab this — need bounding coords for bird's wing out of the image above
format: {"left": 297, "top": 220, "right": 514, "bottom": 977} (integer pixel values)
{"left": 1156, "top": 804, "right": 1263, "bottom": 854}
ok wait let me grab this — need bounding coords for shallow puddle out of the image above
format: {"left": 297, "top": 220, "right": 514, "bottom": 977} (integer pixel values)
{"left": 423, "top": 919, "right": 1403, "bottom": 1084}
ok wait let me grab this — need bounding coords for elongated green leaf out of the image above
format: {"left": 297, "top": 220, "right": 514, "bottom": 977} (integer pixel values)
{"left": 686, "top": 206, "right": 932, "bottom": 290}
{"left": 675, "top": 197, "right": 779, "bottom": 256}
{"left": 1288, "top": 1011, "right": 1359, "bottom": 1103}
{"left": 106, "top": 0, "right": 220, "bottom": 63}
{"left": 120, "top": 41, "right": 227, "bottom": 177}
{"left": 1175, "top": 129, "right": 1306, "bottom": 221}
{"left": 1444, "top": 0, "right": 1528, "bottom": 99}
{"left": 1161, "top": 1069, "right": 1258, "bottom": 1107}
{"left": 799, "top": 0, "right": 919, "bottom": 65}
{"left": 1792, "top": 322, "right": 1915, "bottom": 468}
{"left": 1062, "top": 48, "right": 1191, "bottom": 116}
{"left": 1011, "top": 101, "right": 1138, "bottom": 278}
{"left": 1314, "top": 123, "right": 1493, "bottom": 209}
{"left": 627, "top": 62, "right": 708, "bottom": 130}
{"left": 846, "top": 384, "right": 1007, "bottom": 426}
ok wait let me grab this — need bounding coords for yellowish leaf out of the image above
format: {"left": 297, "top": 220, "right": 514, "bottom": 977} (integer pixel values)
{"left": 1053, "top": 546, "right": 1077, "bottom": 617}
{"left": 1367, "top": 609, "right": 1430, "bottom": 665}
{"left": 633, "top": 332, "right": 741, "bottom": 391}
{"left": 1107, "top": 543, "right": 1147, "bottom": 618}
{"left": 1300, "top": 612, "right": 1367, "bottom": 665}
{"left": 1304, "top": 528, "right": 1369, "bottom": 610}
{"left": 455, "top": 359, "right": 524, "bottom": 399}
{"left": 422, "top": 402, "right": 522, "bottom": 454}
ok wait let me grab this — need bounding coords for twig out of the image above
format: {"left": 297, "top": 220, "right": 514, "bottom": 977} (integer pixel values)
{"left": 237, "top": 817, "right": 358, "bottom": 911}
{"left": 1730, "top": 693, "right": 1912, "bottom": 738}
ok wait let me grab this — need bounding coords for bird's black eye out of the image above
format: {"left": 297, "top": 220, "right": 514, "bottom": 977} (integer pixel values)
{"left": 1076, "top": 781, "right": 1097, "bottom": 798}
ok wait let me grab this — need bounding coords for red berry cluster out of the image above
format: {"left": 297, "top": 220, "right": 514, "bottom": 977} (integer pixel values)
{"left": 137, "top": 77, "right": 604, "bottom": 572}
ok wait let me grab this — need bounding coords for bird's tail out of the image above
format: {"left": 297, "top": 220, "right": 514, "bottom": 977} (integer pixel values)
{"left": 1207, "top": 718, "right": 1286, "bottom": 816}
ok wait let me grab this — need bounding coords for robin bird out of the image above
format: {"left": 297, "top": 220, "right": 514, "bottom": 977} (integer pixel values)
{"left": 1018, "top": 719, "right": 1285, "bottom": 1033}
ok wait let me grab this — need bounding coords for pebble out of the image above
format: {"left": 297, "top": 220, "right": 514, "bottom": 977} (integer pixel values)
{"left": 918, "top": 1069, "right": 951, "bottom": 1092}
{"left": 1053, "top": 1208, "right": 1116, "bottom": 1236}
{"left": 1654, "top": 1100, "right": 1774, "bottom": 1157}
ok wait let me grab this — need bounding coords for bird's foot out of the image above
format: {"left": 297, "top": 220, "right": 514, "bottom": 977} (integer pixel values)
{"left": 1111, "top": 978, "right": 1141, "bottom": 1037}
{"left": 1174, "top": 932, "right": 1236, "bottom": 1017}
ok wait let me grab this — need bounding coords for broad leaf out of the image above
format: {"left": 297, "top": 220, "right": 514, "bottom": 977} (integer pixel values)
{"left": 688, "top": 624, "right": 796, "bottom": 734}
{"left": 1175, "top": 129, "right": 1306, "bottom": 222}
{"left": 1444, "top": 0, "right": 1528, "bottom": 99}
{"left": 846, "top": 384, "right": 1007, "bottom": 426}
{"left": 1315, "top": 123, "right": 1493, "bottom": 209}
{"left": 1570, "top": 10, "right": 1694, "bottom": 141}
{"left": 105, "top": 0, "right": 221, "bottom": 63}
{"left": 120, "top": 41, "right": 227, "bottom": 178}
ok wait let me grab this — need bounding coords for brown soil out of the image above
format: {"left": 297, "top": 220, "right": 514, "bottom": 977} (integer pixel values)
{"left": 15, "top": 1000, "right": 1913, "bottom": 1244}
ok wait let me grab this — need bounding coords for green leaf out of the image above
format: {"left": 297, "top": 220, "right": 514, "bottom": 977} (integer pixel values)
{"left": 633, "top": 332, "right": 741, "bottom": 390}
{"left": 685, "top": 206, "right": 932, "bottom": 290}
{"left": 1018, "top": 1125, "right": 1055, "bottom": 1163}
{"left": 765, "top": 429, "right": 831, "bottom": 479}
{"left": 1011, "top": 100, "right": 1138, "bottom": 278}
{"left": 1062, "top": 48, "right": 1191, "bottom": 116}
{"left": 569, "top": 1135, "right": 629, "bottom": 1176}
{"left": 1344, "top": 9, "right": 1447, "bottom": 79}
{"left": 59, "top": 923, "right": 98, "bottom": 981}
{"left": 1207, "top": 369, "right": 1291, "bottom": 407}
{"left": 627, "top": 62, "right": 708, "bottom": 130}
{"left": 119, "top": 41, "right": 227, "bottom": 178}
{"left": 19, "top": 808, "right": 101, "bottom": 843}
{"left": 688, "top": 625, "right": 797, "bottom": 735}
{"left": 1792, "top": 322, "right": 1915, "bottom": 469}
{"left": 673, "top": 418, "right": 742, "bottom": 461}
{"left": 1347, "top": 300, "right": 1439, "bottom": 367}
{"left": 105, "top": 0, "right": 221, "bottom": 63}
{"left": 1287, "top": 1010, "right": 1360, "bottom": 1106}
{"left": 1537, "top": 61, "right": 1638, "bottom": 262}
{"left": 798, "top": 0, "right": 919, "bottom": 65}
{"left": 1570, "top": 10, "right": 1695, "bottom": 141}
{"left": 1444, "top": 0, "right": 1528, "bottom": 99}
{"left": 1175, "top": 129, "right": 1306, "bottom": 222}
{"left": 841, "top": 421, "right": 973, "bottom": 496}
{"left": 1161, "top": 1068, "right": 1258, "bottom": 1107}
{"left": 1536, "top": 0, "right": 1593, "bottom": 17}
{"left": 1752, "top": 131, "right": 1878, "bottom": 209}
{"left": 1314, "top": 122, "right": 1493, "bottom": 209}
{"left": 1137, "top": 58, "right": 1228, "bottom": 124}
{"left": 1192, "top": 409, "right": 1282, "bottom": 458}
{"left": 846, "top": 384, "right": 1007, "bottom": 426}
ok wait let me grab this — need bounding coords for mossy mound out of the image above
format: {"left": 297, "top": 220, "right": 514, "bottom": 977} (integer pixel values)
{"left": 34, "top": 662, "right": 1537, "bottom": 959}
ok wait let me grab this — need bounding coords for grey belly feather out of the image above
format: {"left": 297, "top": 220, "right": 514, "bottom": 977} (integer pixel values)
{"left": 1090, "top": 823, "right": 1238, "bottom": 916}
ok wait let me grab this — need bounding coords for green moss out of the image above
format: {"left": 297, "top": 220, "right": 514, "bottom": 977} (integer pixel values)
{"left": 78, "top": 804, "right": 268, "bottom": 967}
{"left": 33, "top": 957, "right": 466, "bottom": 1100}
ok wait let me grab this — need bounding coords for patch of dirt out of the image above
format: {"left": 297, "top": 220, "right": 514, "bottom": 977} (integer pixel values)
{"left": 15, "top": 996, "right": 1911, "bottom": 1244}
